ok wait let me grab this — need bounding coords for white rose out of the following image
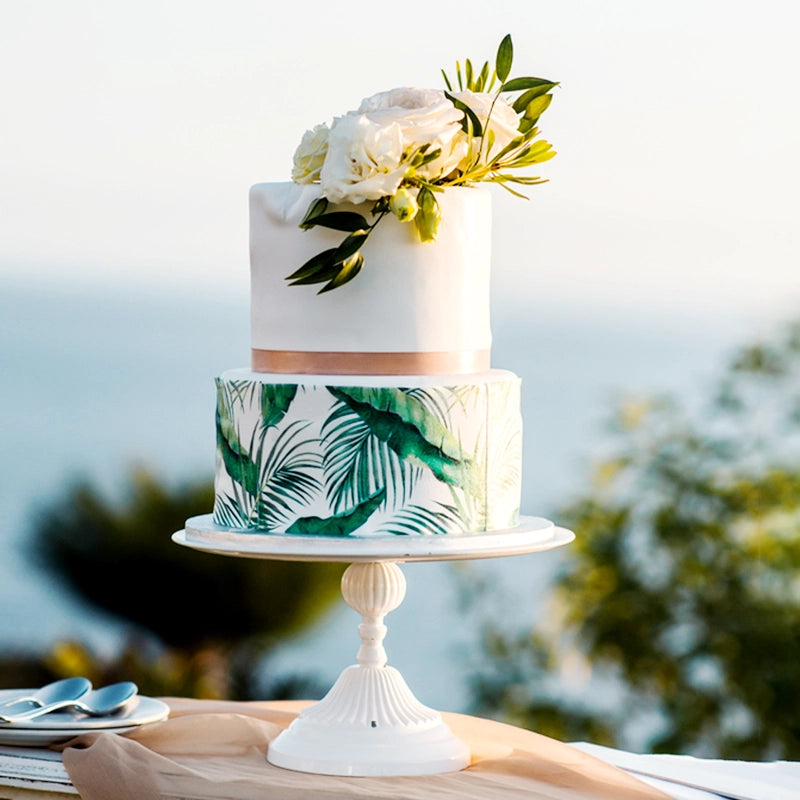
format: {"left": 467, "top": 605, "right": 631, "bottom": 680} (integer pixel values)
{"left": 358, "top": 87, "right": 467, "bottom": 181}
{"left": 449, "top": 91, "right": 521, "bottom": 159}
{"left": 291, "top": 123, "right": 329, "bottom": 184}
{"left": 319, "top": 113, "right": 408, "bottom": 204}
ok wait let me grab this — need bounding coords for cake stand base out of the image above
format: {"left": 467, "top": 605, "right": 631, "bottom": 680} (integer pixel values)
{"left": 267, "top": 665, "right": 469, "bottom": 776}
{"left": 267, "top": 561, "right": 469, "bottom": 776}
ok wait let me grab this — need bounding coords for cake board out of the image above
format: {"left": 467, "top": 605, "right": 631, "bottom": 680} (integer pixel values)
{"left": 173, "top": 515, "right": 573, "bottom": 776}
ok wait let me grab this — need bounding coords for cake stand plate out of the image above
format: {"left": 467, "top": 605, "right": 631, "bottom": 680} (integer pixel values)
{"left": 175, "top": 514, "right": 572, "bottom": 562}
{"left": 173, "top": 517, "right": 573, "bottom": 776}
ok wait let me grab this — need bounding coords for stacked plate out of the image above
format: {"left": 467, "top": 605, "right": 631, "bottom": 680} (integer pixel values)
{"left": 0, "top": 681, "right": 169, "bottom": 746}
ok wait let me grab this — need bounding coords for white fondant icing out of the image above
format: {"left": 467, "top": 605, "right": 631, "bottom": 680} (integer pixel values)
{"left": 249, "top": 183, "right": 492, "bottom": 357}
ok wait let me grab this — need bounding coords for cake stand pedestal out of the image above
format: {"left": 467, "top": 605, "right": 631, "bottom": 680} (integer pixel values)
{"left": 173, "top": 515, "right": 573, "bottom": 777}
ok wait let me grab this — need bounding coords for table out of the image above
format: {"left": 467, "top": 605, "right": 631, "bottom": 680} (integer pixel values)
{"left": 0, "top": 699, "right": 796, "bottom": 799}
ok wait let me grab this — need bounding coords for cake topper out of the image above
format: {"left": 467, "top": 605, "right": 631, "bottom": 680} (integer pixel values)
{"left": 287, "top": 34, "right": 557, "bottom": 294}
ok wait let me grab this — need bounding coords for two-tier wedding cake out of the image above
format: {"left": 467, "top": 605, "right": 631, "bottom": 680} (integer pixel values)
{"left": 189, "top": 35, "right": 558, "bottom": 542}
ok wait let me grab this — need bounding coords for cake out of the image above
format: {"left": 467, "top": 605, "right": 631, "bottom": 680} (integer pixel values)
{"left": 205, "top": 37, "right": 557, "bottom": 538}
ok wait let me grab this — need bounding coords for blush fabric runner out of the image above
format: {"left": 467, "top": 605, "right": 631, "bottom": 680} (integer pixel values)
{"left": 59, "top": 698, "right": 671, "bottom": 800}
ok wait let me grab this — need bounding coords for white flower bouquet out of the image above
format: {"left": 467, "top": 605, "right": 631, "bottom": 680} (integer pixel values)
{"left": 287, "top": 35, "right": 557, "bottom": 293}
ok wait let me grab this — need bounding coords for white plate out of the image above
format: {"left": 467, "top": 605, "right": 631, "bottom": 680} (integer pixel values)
{"left": 0, "top": 692, "right": 169, "bottom": 745}
{"left": 0, "top": 724, "right": 142, "bottom": 746}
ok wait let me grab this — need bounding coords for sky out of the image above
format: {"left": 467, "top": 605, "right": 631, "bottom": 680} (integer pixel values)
{"left": 1, "top": 0, "right": 799, "bottom": 326}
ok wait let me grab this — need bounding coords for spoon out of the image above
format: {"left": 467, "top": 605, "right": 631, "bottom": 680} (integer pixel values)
{"left": 0, "top": 682, "right": 138, "bottom": 724}
{"left": 0, "top": 678, "right": 92, "bottom": 713}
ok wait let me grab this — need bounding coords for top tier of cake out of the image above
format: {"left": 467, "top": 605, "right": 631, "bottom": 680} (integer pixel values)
{"left": 250, "top": 182, "right": 492, "bottom": 376}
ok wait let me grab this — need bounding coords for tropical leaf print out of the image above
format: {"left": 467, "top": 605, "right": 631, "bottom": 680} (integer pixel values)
{"left": 484, "top": 378, "right": 522, "bottom": 526}
{"left": 260, "top": 384, "right": 298, "bottom": 428}
{"left": 405, "top": 384, "right": 484, "bottom": 425}
{"left": 286, "top": 488, "right": 386, "bottom": 536}
{"left": 326, "top": 386, "right": 478, "bottom": 490}
{"left": 252, "top": 420, "right": 322, "bottom": 531}
{"left": 321, "top": 400, "right": 420, "bottom": 514}
{"left": 215, "top": 381, "right": 260, "bottom": 497}
{"left": 214, "top": 376, "right": 322, "bottom": 530}
{"left": 378, "top": 502, "right": 465, "bottom": 536}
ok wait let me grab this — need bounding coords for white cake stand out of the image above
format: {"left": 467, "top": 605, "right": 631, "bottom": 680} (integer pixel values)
{"left": 173, "top": 515, "right": 573, "bottom": 777}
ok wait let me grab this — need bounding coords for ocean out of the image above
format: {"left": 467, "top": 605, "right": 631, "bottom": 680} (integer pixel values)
{"left": 0, "top": 277, "right": 751, "bottom": 710}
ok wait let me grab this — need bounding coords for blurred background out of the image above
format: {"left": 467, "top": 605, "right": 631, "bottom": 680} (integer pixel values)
{"left": 2, "top": 0, "right": 799, "bottom": 758}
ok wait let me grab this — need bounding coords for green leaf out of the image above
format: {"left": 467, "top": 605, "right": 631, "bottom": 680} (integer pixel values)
{"left": 327, "top": 386, "right": 477, "bottom": 490}
{"left": 215, "top": 382, "right": 260, "bottom": 496}
{"left": 523, "top": 93, "right": 552, "bottom": 123}
{"left": 333, "top": 229, "right": 369, "bottom": 261}
{"left": 319, "top": 251, "right": 364, "bottom": 294}
{"left": 441, "top": 68, "right": 453, "bottom": 91}
{"left": 446, "top": 91, "right": 483, "bottom": 137}
{"left": 465, "top": 58, "right": 474, "bottom": 90}
{"left": 321, "top": 400, "right": 420, "bottom": 513}
{"left": 299, "top": 197, "right": 328, "bottom": 229}
{"left": 501, "top": 76, "right": 556, "bottom": 93}
{"left": 301, "top": 211, "right": 370, "bottom": 233}
{"left": 477, "top": 61, "right": 490, "bottom": 92}
{"left": 511, "top": 83, "right": 558, "bottom": 113}
{"left": 495, "top": 34, "right": 513, "bottom": 83}
{"left": 286, "top": 488, "right": 386, "bottom": 536}
{"left": 260, "top": 384, "right": 298, "bottom": 428}
{"left": 379, "top": 503, "right": 464, "bottom": 536}
{"left": 252, "top": 420, "right": 323, "bottom": 531}
{"left": 286, "top": 248, "right": 340, "bottom": 285}
{"left": 491, "top": 134, "right": 527, "bottom": 163}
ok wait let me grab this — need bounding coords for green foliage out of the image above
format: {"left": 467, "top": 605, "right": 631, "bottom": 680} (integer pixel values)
{"left": 327, "top": 386, "right": 477, "bottom": 491}
{"left": 287, "top": 197, "right": 385, "bottom": 293}
{"left": 286, "top": 488, "right": 387, "bottom": 536}
{"left": 289, "top": 35, "right": 557, "bottom": 293}
{"left": 472, "top": 322, "right": 800, "bottom": 759}
{"left": 30, "top": 469, "right": 344, "bottom": 653}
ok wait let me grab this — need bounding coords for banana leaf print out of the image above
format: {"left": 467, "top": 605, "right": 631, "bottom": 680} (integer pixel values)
{"left": 215, "top": 382, "right": 260, "bottom": 497}
{"left": 260, "top": 383, "right": 297, "bottom": 428}
{"left": 286, "top": 488, "right": 386, "bottom": 536}
{"left": 326, "top": 386, "right": 478, "bottom": 491}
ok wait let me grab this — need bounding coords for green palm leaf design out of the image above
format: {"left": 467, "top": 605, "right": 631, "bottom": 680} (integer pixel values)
{"left": 260, "top": 384, "right": 298, "bottom": 428}
{"left": 327, "top": 386, "right": 477, "bottom": 491}
{"left": 321, "top": 400, "right": 420, "bottom": 513}
{"left": 378, "top": 502, "right": 465, "bottom": 536}
{"left": 222, "top": 377, "right": 260, "bottom": 408}
{"left": 213, "top": 493, "right": 249, "bottom": 529}
{"left": 253, "top": 420, "right": 322, "bottom": 531}
{"left": 286, "top": 488, "right": 386, "bottom": 536}
{"left": 405, "top": 384, "right": 484, "bottom": 424}
{"left": 215, "top": 375, "right": 322, "bottom": 530}
{"left": 215, "top": 381, "right": 260, "bottom": 497}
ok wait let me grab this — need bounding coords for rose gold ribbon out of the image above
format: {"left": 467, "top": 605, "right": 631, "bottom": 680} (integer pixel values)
{"left": 251, "top": 348, "right": 491, "bottom": 376}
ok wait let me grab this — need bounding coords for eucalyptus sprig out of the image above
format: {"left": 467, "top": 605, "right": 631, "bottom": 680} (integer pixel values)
{"left": 287, "top": 34, "right": 558, "bottom": 294}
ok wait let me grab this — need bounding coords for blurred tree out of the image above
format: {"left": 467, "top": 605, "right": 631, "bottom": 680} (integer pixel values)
{"left": 472, "top": 322, "right": 800, "bottom": 759}
{"left": 22, "top": 468, "right": 344, "bottom": 699}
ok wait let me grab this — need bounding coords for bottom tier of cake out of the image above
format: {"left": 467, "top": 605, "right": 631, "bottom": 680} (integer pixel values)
{"left": 213, "top": 369, "right": 521, "bottom": 536}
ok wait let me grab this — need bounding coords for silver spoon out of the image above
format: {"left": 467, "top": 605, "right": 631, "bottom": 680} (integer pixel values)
{"left": 0, "top": 681, "right": 138, "bottom": 724}
{"left": 0, "top": 678, "right": 92, "bottom": 713}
